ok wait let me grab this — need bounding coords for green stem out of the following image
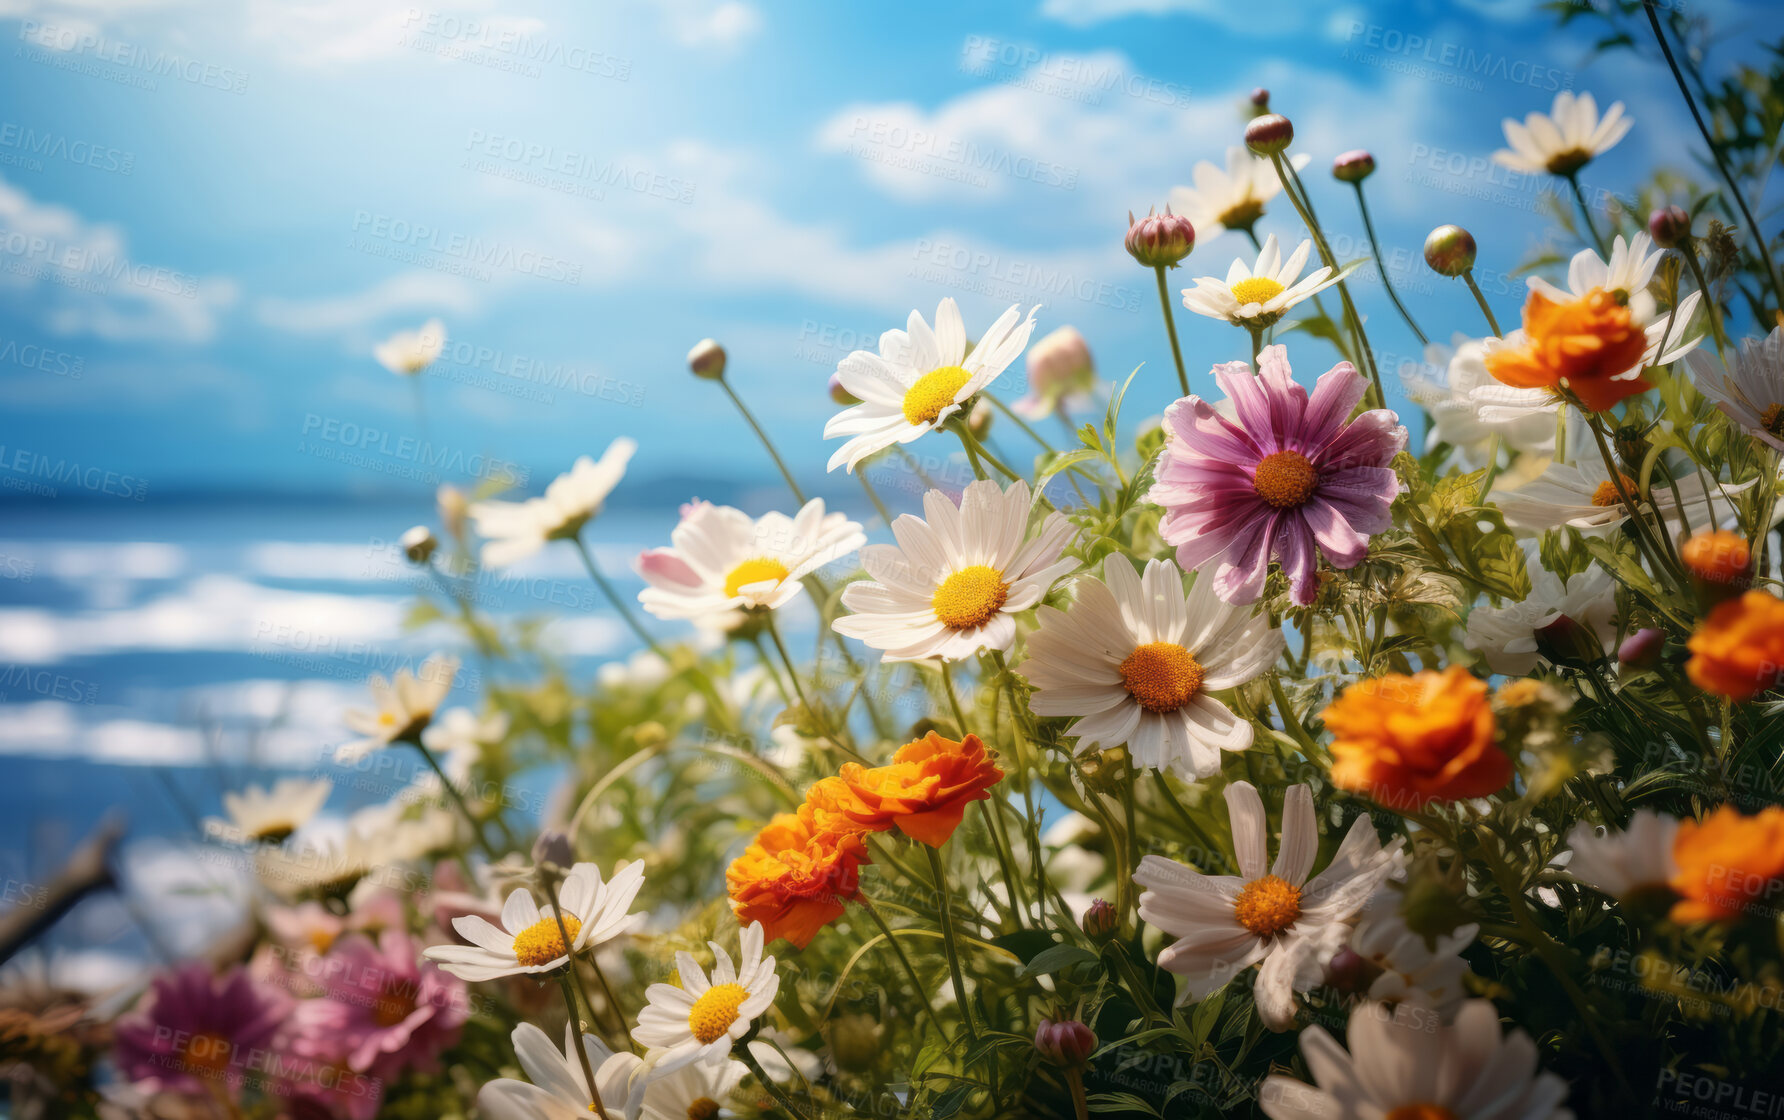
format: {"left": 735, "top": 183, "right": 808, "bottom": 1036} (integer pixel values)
{"left": 555, "top": 973, "right": 615, "bottom": 1120}
{"left": 1461, "top": 271, "right": 1503, "bottom": 337}
{"left": 924, "top": 844, "right": 980, "bottom": 1044}
{"left": 1274, "top": 156, "right": 1386, "bottom": 409}
{"left": 764, "top": 612, "right": 865, "bottom": 764}
{"left": 858, "top": 894, "right": 946, "bottom": 1038}
{"left": 719, "top": 378, "right": 808, "bottom": 505}
{"left": 1350, "top": 181, "right": 1429, "bottom": 344}
{"left": 1153, "top": 264, "right": 1191, "bottom": 397}
{"left": 1680, "top": 240, "right": 1731, "bottom": 354}
{"left": 571, "top": 536, "right": 666, "bottom": 659}
{"left": 737, "top": 1042, "right": 812, "bottom": 1120}
{"left": 1564, "top": 172, "right": 1609, "bottom": 259}
{"left": 410, "top": 737, "right": 496, "bottom": 861}
{"left": 856, "top": 469, "right": 895, "bottom": 527}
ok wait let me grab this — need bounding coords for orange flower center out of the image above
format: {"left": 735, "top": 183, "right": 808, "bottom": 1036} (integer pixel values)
{"left": 180, "top": 1032, "right": 233, "bottom": 1077}
{"left": 902, "top": 365, "right": 973, "bottom": 426}
{"left": 724, "top": 557, "right": 790, "bottom": 598}
{"left": 687, "top": 982, "right": 749, "bottom": 1044}
{"left": 511, "top": 914, "right": 581, "bottom": 967}
{"left": 1253, "top": 450, "right": 1320, "bottom": 509}
{"left": 1118, "top": 642, "right": 1205, "bottom": 712}
{"left": 688, "top": 1101, "right": 722, "bottom": 1120}
{"left": 1233, "top": 874, "right": 1302, "bottom": 937}
{"left": 1762, "top": 403, "right": 1784, "bottom": 436}
{"left": 370, "top": 987, "right": 415, "bottom": 1028}
{"left": 932, "top": 565, "right": 1009, "bottom": 630}
{"left": 1386, "top": 1106, "right": 1459, "bottom": 1120}
{"left": 1590, "top": 475, "right": 1636, "bottom": 507}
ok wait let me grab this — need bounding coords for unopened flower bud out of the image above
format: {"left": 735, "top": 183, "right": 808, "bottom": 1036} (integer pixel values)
{"left": 1026, "top": 326, "right": 1096, "bottom": 398}
{"left": 1399, "top": 877, "right": 1471, "bottom": 942}
{"left": 1332, "top": 150, "right": 1375, "bottom": 183}
{"left": 1618, "top": 628, "right": 1665, "bottom": 672}
{"left": 1082, "top": 898, "right": 1118, "bottom": 942}
{"left": 532, "top": 830, "right": 574, "bottom": 870}
{"left": 1648, "top": 205, "right": 1691, "bottom": 248}
{"left": 1249, "top": 87, "right": 1270, "bottom": 109}
{"left": 1324, "top": 945, "right": 1381, "bottom": 995}
{"left": 1423, "top": 225, "right": 1477, "bottom": 277}
{"left": 1682, "top": 530, "right": 1751, "bottom": 600}
{"left": 401, "top": 525, "right": 437, "bottom": 565}
{"left": 1125, "top": 207, "right": 1195, "bottom": 269}
{"left": 436, "top": 485, "right": 468, "bottom": 539}
{"left": 1244, "top": 113, "right": 1294, "bottom": 156}
{"left": 1535, "top": 612, "right": 1605, "bottom": 668}
{"left": 828, "top": 372, "right": 860, "bottom": 407}
{"left": 634, "top": 720, "right": 668, "bottom": 748}
{"left": 1034, "top": 1018, "right": 1096, "bottom": 1069}
{"left": 687, "top": 338, "right": 727, "bottom": 381}
{"left": 826, "top": 1012, "right": 881, "bottom": 1072}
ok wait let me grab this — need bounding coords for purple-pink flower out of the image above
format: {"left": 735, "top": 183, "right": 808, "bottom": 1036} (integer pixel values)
{"left": 112, "top": 962, "right": 290, "bottom": 1097}
{"left": 290, "top": 928, "right": 469, "bottom": 1081}
{"left": 1149, "top": 345, "right": 1404, "bottom": 606}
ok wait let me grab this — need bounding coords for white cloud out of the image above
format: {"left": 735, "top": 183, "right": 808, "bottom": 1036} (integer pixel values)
{"left": 0, "top": 177, "right": 236, "bottom": 342}
{"left": 662, "top": 0, "right": 761, "bottom": 49}
{"left": 242, "top": 0, "right": 535, "bottom": 67}
{"left": 1038, "top": 0, "right": 1311, "bottom": 32}
{"left": 255, "top": 270, "right": 480, "bottom": 334}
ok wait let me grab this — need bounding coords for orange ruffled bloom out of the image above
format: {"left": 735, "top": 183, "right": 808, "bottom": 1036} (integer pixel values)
{"left": 726, "top": 811, "right": 869, "bottom": 949}
{"left": 839, "top": 732, "right": 1004, "bottom": 847}
{"left": 1323, "top": 666, "right": 1510, "bottom": 808}
{"left": 1483, "top": 287, "right": 1652, "bottom": 412}
{"left": 1668, "top": 805, "right": 1784, "bottom": 924}
{"left": 1687, "top": 590, "right": 1784, "bottom": 701}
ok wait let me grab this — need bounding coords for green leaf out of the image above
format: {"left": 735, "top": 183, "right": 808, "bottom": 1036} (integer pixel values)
{"left": 1036, "top": 448, "right": 1099, "bottom": 489}
{"left": 1016, "top": 943, "right": 1101, "bottom": 979}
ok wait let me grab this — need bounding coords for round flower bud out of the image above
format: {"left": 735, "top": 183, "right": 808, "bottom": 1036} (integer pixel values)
{"left": 1618, "top": 627, "right": 1665, "bottom": 672}
{"left": 828, "top": 372, "right": 860, "bottom": 407}
{"left": 687, "top": 338, "right": 727, "bottom": 381}
{"left": 1423, "top": 224, "right": 1477, "bottom": 277}
{"left": 532, "top": 830, "right": 574, "bottom": 870}
{"left": 1249, "top": 87, "right": 1270, "bottom": 109}
{"left": 1034, "top": 1018, "right": 1096, "bottom": 1069}
{"left": 1082, "top": 898, "right": 1118, "bottom": 942}
{"left": 1244, "top": 113, "right": 1294, "bottom": 156}
{"left": 1534, "top": 612, "right": 1605, "bottom": 668}
{"left": 1323, "top": 945, "right": 1381, "bottom": 995}
{"left": 1682, "top": 530, "right": 1751, "bottom": 598}
{"left": 1125, "top": 207, "right": 1195, "bottom": 269}
{"left": 826, "top": 1013, "right": 882, "bottom": 1073}
{"left": 401, "top": 525, "right": 437, "bottom": 566}
{"left": 1332, "top": 149, "right": 1375, "bottom": 183}
{"left": 1399, "top": 876, "right": 1472, "bottom": 942}
{"left": 436, "top": 484, "right": 468, "bottom": 539}
{"left": 1648, "top": 205, "right": 1691, "bottom": 248}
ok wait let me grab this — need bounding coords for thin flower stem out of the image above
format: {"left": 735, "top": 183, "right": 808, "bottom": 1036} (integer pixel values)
{"left": 1584, "top": 412, "right": 1686, "bottom": 589}
{"left": 1475, "top": 434, "right": 1505, "bottom": 504}
{"left": 923, "top": 843, "right": 980, "bottom": 1045}
{"left": 856, "top": 469, "right": 895, "bottom": 527}
{"left": 542, "top": 875, "right": 624, "bottom": 1052}
{"left": 719, "top": 378, "right": 808, "bottom": 505}
{"left": 985, "top": 393, "right": 1060, "bottom": 454}
{"left": 857, "top": 894, "right": 946, "bottom": 1038}
{"left": 1564, "top": 172, "right": 1609, "bottom": 259}
{"left": 1247, "top": 324, "right": 1264, "bottom": 369}
{"left": 1153, "top": 264, "right": 1191, "bottom": 397}
{"left": 571, "top": 536, "right": 665, "bottom": 659}
{"left": 1274, "top": 156, "right": 1387, "bottom": 409}
{"left": 1643, "top": 0, "right": 1784, "bottom": 311}
{"left": 1350, "top": 182, "right": 1429, "bottom": 344}
{"left": 410, "top": 737, "right": 497, "bottom": 861}
{"left": 959, "top": 422, "right": 1024, "bottom": 485}
{"left": 1150, "top": 770, "right": 1230, "bottom": 872}
{"left": 1066, "top": 1067, "right": 1090, "bottom": 1120}
{"left": 940, "top": 662, "right": 1027, "bottom": 921}
{"left": 764, "top": 612, "right": 866, "bottom": 765}
{"left": 1461, "top": 271, "right": 1504, "bottom": 337}
{"left": 737, "top": 1042, "right": 812, "bottom": 1120}
{"left": 1680, "top": 242, "right": 1731, "bottom": 354}
{"left": 555, "top": 973, "right": 615, "bottom": 1120}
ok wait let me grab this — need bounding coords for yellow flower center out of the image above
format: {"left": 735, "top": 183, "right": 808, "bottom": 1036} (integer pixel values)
{"left": 687, "top": 982, "right": 750, "bottom": 1044}
{"left": 1228, "top": 276, "right": 1286, "bottom": 306}
{"left": 180, "top": 1032, "right": 234, "bottom": 1077}
{"left": 688, "top": 1101, "right": 722, "bottom": 1120}
{"left": 1544, "top": 147, "right": 1593, "bottom": 176}
{"left": 1118, "top": 642, "right": 1205, "bottom": 713}
{"left": 1762, "top": 403, "right": 1784, "bottom": 436}
{"left": 1385, "top": 1106, "right": 1459, "bottom": 1120}
{"left": 378, "top": 711, "right": 398, "bottom": 726}
{"left": 932, "top": 565, "right": 1010, "bottom": 630}
{"left": 510, "top": 914, "right": 581, "bottom": 967}
{"left": 306, "top": 928, "right": 337, "bottom": 955}
{"left": 249, "top": 821, "right": 296, "bottom": 845}
{"left": 1217, "top": 198, "right": 1264, "bottom": 231}
{"left": 1252, "top": 450, "right": 1320, "bottom": 509}
{"left": 1591, "top": 474, "right": 1637, "bottom": 507}
{"left": 902, "top": 365, "right": 974, "bottom": 426}
{"left": 1233, "top": 874, "right": 1302, "bottom": 937}
{"left": 724, "top": 557, "right": 790, "bottom": 598}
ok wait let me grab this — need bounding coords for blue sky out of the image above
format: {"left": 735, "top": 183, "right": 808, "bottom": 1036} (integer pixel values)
{"left": 0, "top": 0, "right": 1777, "bottom": 502}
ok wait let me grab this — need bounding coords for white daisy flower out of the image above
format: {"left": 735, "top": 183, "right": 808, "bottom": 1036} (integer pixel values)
{"left": 477, "top": 1022, "right": 645, "bottom": 1120}
{"left": 336, "top": 653, "right": 459, "bottom": 762}
{"left": 1331, "top": 890, "right": 1478, "bottom": 1021}
{"left": 1020, "top": 555, "right": 1285, "bottom": 780}
{"left": 637, "top": 1057, "right": 748, "bottom": 1120}
{"left": 822, "top": 298, "right": 1039, "bottom": 474}
{"left": 1168, "top": 146, "right": 1311, "bottom": 242}
{"left": 204, "top": 777, "right": 331, "bottom": 845}
{"left": 470, "top": 438, "right": 637, "bottom": 569}
{"left": 255, "top": 822, "right": 384, "bottom": 900}
{"left": 1259, "top": 1000, "right": 1574, "bottom": 1120}
{"left": 1562, "top": 809, "right": 1678, "bottom": 903}
{"left": 1688, "top": 326, "right": 1784, "bottom": 451}
{"left": 1180, "top": 234, "right": 1354, "bottom": 330}
{"left": 1491, "top": 455, "right": 1742, "bottom": 538}
{"left": 374, "top": 318, "right": 447, "bottom": 375}
{"left": 833, "top": 479, "right": 1077, "bottom": 662}
{"left": 1401, "top": 335, "right": 1564, "bottom": 473}
{"left": 631, "top": 921, "right": 780, "bottom": 1074}
{"left": 1133, "top": 781, "right": 1403, "bottom": 1031}
{"left": 1528, "top": 232, "right": 1690, "bottom": 331}
{"left": 637, "top": 498, "right": 865, "bottom": 630}
{"left": 1492, "top": 89, "right": 1631, "bottom": 177}
{"left": 423, "top": 861, "right": 647, "bottom": 982}
{"left": 1463, "top": 556, "right": 1618, "bottom": 676}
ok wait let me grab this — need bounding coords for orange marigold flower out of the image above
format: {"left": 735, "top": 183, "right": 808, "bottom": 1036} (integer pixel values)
{"left": 1323, "top": 665, "right": 1510, "bottom": 808}
{"left": 839, "top": 732, "right": 1004, "bottom": 847}
{"left": 1668, "top": 805, "right": 1784, "bottom": 924}
{"left": 800, "top": 776, "right": 886, "bottom": 839}
{"left": 1680, "top": 529, "right": 1751, "bottom": 589}
{"left": 1686, "top": 590, "right": 1784, "bottom": 701}
{"left": 1483, "top": 287, "right": 1652, "bottom": 412}
{"left": 726, "top": 812, "right": 868, "bottom": 949}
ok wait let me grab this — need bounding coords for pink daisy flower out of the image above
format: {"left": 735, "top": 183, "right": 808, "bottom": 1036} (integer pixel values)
{"left": 112, "top": 962, "right": 290, "bottom": 1097}
{"left": 291, "top": 928, "right": 470, "bottom": 1080}
{"left": 1148, "top": 345, "right": 1405, "bottom": 606}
